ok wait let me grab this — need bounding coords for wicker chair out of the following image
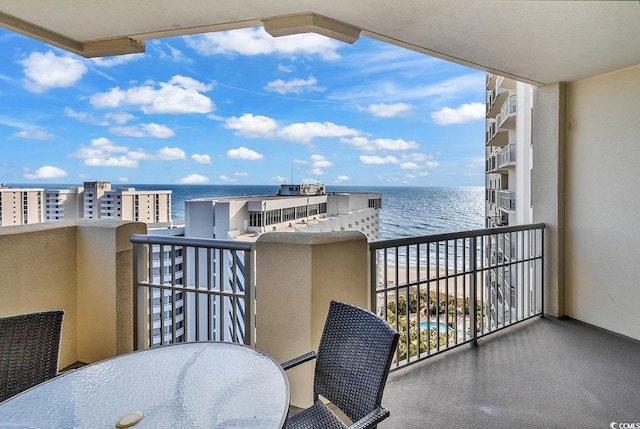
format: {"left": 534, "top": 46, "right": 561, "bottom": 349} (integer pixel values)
{"left": 282, "top": 300, "right": 399, "bottom": 429}
{"left": 0, "top": 310, "right": 64, "bottom": 402}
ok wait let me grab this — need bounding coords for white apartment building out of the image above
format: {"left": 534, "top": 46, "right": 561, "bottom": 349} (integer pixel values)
{"left": 45, "top": 187, "right": 83, "bottom": 221}
{"left": 185, "top": 183, "right": 382, "bottom": 242}
{"left": 485, "top": 74, "right": 534, "bottom": 328}
{"left": 43, "top": 182, "right": 172, "bottom": 228}
{"left": 485, "top": 74, "right": 533, "bottom": 228}
{"left": 100, "top": 187, "right": 172, "bottom": 228}
{"left": 0, "top": 186, "right": 44, "bottom": 226}
{"left": 184, "top": 184, "right": 382, "bottom": 343}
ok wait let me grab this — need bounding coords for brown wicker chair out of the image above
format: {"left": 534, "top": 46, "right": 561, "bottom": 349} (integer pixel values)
{"left": 282, "top": 300, "right": 399, "bottom": 429}
{"left": 0, "top": 310, "right": 64, "bottom": 402}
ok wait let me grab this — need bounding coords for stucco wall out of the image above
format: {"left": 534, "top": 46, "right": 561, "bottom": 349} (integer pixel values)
{"left": 255, "top": 231, "right": 369, "bottom": 408}
{"left": 0, "top": 223, "right": 78, "bottom": 368}
{"left": 565, "top": 64, "right": 640, "bottom": 340}
{"left": 0, "top": 220, "right": 146, "bottom": 369}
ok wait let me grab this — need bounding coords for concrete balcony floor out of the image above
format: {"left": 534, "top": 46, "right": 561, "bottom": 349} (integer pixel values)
{"left": 380, "top": 317, "right": 640, "bottom": 428}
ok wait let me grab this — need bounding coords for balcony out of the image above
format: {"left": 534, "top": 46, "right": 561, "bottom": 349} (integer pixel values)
{"left": 486, "top": 83, "right": 508, "bottom": 119}
{"left": 497, "top": 143, "right": 516, "bottom": 169}
{"left": 2, "top": 221, "right": 640, "bottom": 427}
{"left": 486, "top": 119, "right": 509, "bottom": 147}
{"left": 497, "top": 94, "right": 517, "bottom": 129}
{"left": 497, "top": 190, "right": 516, "bottom": 212}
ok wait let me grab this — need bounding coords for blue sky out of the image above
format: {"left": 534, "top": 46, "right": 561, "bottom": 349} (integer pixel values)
{"left": 0, "top": 27, "right": 486, "bottom": 186}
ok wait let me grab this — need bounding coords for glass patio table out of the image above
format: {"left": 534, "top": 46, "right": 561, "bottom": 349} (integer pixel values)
{"left": 0, "top": 342, "right": 290, "bottom": 428}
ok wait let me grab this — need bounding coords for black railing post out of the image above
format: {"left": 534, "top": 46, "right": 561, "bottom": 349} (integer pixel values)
{"left": 470, "top": 236, "right": 478, "bottom": 345}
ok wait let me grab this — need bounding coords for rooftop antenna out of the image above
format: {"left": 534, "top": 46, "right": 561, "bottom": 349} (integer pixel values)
{"left": 291, "top": 164, "right": 294, "bottom": 185}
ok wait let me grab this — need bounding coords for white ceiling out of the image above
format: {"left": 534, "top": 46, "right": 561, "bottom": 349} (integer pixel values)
{"left": 1, "top": 0, "right": 639, "bottom": 85}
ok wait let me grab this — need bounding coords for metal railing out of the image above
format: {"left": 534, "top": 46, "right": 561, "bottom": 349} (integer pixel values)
{"left": 497, "top": 190, "right": 516, "bottom": 211}
{"left": 369, "top": 223, "right": 544, "bottom": 369}
{"left": 131, "top": 234, "right": 255, "bottom": 350}
{"left": 497, "top": 144, "right": 516, "bottom": 168}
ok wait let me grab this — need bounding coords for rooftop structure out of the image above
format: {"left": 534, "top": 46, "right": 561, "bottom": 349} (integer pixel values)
{"left": 185, "top": 184, "right": 382, "bottom": 242}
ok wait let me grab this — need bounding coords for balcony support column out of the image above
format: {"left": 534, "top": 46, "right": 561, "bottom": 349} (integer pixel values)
{"left": 255, "top": 231, "right": 369, "bottom": 408}
{"left": 532, "top": 82, "right": 567, "bottom": 317}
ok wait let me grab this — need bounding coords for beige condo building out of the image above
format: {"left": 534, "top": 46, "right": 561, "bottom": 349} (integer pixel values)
{"left": 0, "top": 186, "right": 44, "bottom": 226}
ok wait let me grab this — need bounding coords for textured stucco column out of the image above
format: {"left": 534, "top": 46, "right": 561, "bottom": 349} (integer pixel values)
{"left": 0, "top": 222, "right": 79, "bottom": 368}
{"left": 76, "top": 220, "right": 146, "bottom": 363}
{"left": 532, "top": 82, "right": 566, "bottom": 317}
{"left": 255, "top": 231, "right": 369, "bottom": 408}
{"left": 0, "top": 220, "right": 145, "bottom": 369}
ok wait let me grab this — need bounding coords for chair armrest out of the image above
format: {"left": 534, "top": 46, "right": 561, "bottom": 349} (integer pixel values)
{"left": 281, "top": 351, "right": 317, "bottom": 370}
{"left": 349, "top": 406, "right": 390, "bottom": 429}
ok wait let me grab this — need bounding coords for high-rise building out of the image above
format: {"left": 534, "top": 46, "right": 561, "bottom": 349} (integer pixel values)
{"left": 45, "top": 187, "right": 83, "bottom": 222}
{"left": 0, "top": 185, "right": 44, "bottom": 226}
{"left": 485, "top": 74, "right": 533, "bottom": 228}
{"left": 42, "top": 182, "right": 172, "bottom": 228}
{"left": 185, "top": 183, "right": 381, "bottom": 242}
{"left": 183, "top": 184, "right": 383, "bottom": 342}
{"left": 484, "top": 73, "right": 534, "bottom": 328}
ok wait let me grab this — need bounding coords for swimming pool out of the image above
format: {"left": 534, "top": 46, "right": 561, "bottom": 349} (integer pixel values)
{"left": 419, "top": 321, "right": 454, "bottom": 332}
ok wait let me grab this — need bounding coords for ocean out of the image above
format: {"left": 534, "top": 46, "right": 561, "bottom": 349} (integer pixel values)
{"left": 8, "top": 183, "right": 485, "bottom": 240}
{"left": 119, "top": 184, "right": 485, "bottom": 240}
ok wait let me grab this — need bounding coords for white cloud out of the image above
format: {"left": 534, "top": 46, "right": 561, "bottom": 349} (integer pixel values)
{"left": 192, "top": 154, "right": 211, "bottom": 164}
{"left": 335, "top": 175, "right": 350, "bottom": 183}
{"left": 110, "top": 123, "right": 175, "bottom": 138}
{"left": 329, "top": 74, "right": 484, "bottom": 103}
{"left": 358, "top": 103, "right": 413, "bottom": 117}
{"left": 310, "top": 154, "right": 334, "bottom": 168}
{"left": 342, "top": 137, "right": 418, "bottom": 152}
{"left": 185, "top": 27, "right": 342, "bottom": 61}
{"left": 400, "top": 162, "right": 420, "bottom": 170}
{"left": 400, "top": 153, "right": 440, "bottom": 169}
{"left": 23, "top": 165, "right": 67, "bottom": 179}
{"left": 0, "top": 115, "right": 53, "bottom": 140}
{"left": 118, "top": 177, "right": 129, "bottom": 182}
{"left": 156, "top": 147, "right": 186, "bottom": 160}
{"left": 72, "top": 137, "right": 185, "bottom": 167}
{"left": 360, "top": 155, "right": 399, "bottom": 165}
{"left": 19, "top": 51, "right": 87, "bottom": 93}
{"left": 264, "top": 76, "right": 324, "bottom": 95}
{"left": 64, "top": 107, "right": 110, "bottom": 126}
{"left": 220, "top": 175, "right": 237, "bottom": 183}
{"left": 89, "top": 54, "right": 140, "bottom": 67}
{"left": 234, "top": 172, "right": 249, "bottom": 178}
{"left": 90, "top": 75, "right": 214, "bottom": 114}
{"left": 431, "top": 102, "right": 485, "bottom": 125}
{"left": 12, "top": 129, "right": 53, "bottom": 140}
{"left": 279, "top": 122, "right": 361, "bottom": 144}
{"left": 307, "top": 154, "right": 334, "bottom": 176}
{"left": 278, "top": 64, "right": 295, "bottom": 73}
{"left": 227, "top": 146, "right": 264, "bottom": 160}
{"left": 178, "top": 174, "right": 208, "bottom": 184}
{"left": 272, "top": 176, "right": 287, "bottom": 183}
{"left": 105, "top": 112, "right": 136, "bottom": 124}
{"left": 224, "top": 114, "right": 278, "bottom": 138}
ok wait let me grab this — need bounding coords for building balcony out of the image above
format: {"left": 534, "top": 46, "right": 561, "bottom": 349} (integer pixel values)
{"left": 486, "top": 84, "right": 508, "bottom": 118}
{"left": 2, "top": 222, "right": 639, "bottom": 427}
{"left": 497, "top": 190, "right": 516, "bottom": 212}
{"left": 497, "top": 143, "right": 516, "bottom": 169}
{"left": 497, "top": 94, "right": 517, "bottom": 129}
{"left": 486, "top": 119, "right": 509, "bottom": 147}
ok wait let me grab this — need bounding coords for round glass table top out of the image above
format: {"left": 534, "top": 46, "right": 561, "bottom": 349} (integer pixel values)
{"left": 0, "top": 342, "right": 290, "bottom": 428}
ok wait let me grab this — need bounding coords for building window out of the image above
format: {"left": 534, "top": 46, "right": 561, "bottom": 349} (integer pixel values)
{"left": 296, "top": 205, "right": 307, "bottom": 218}
{"left": 249, "top": 211, "right": 262, "bottom": 227}
{"left": 282, "top": 207, "right": 296, "bottom": 222}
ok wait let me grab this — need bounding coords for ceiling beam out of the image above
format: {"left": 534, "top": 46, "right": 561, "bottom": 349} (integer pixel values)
{"left": 0, "top": 10, "right": 144, "bottom": 57}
